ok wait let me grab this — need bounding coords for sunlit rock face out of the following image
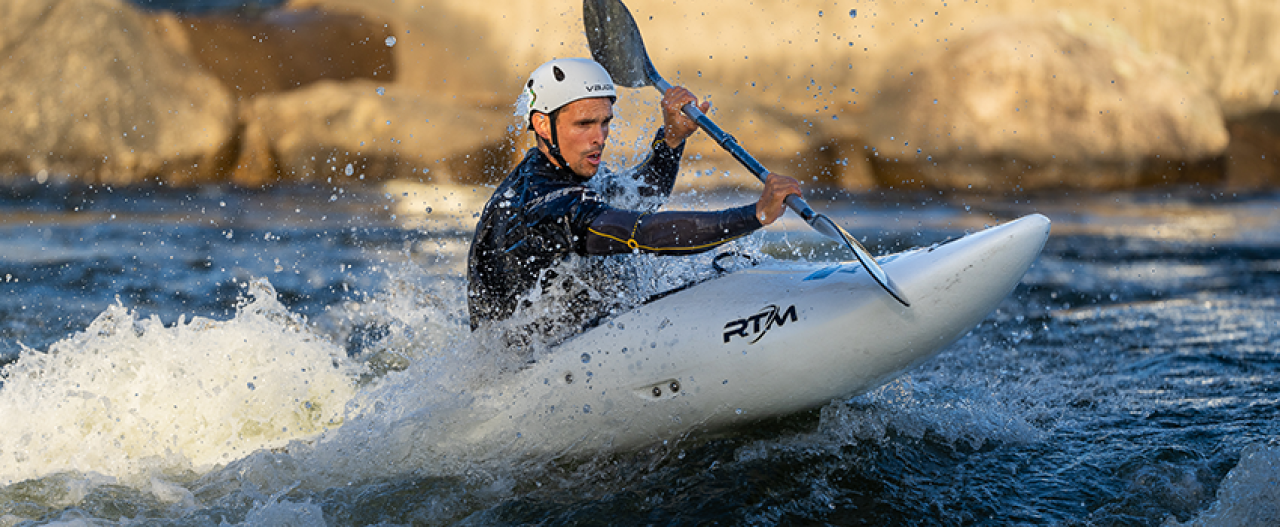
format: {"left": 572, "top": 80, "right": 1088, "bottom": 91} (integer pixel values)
{"left": 288, "top": 0, "right": 513, "bottom": 108}
{"left": 285, "top": 0, "right": 1279, "bottom": 191}
{"left": 862, "top": 16, "right": 1228, "bottom": 191}
{"left": 0, "top": 0, "right": 236, "bottom": 185}
{"left": 1224, "top": 112, "right": 1280, "bottom": 190}
{"left": 1, "top": 0, "right": 1277, "bottom": 190}
{"left": 232, "top": 81, "right": 515, "bottom": 186}
{"left": 165, "top": 7, "right": 396, "bottom": 98}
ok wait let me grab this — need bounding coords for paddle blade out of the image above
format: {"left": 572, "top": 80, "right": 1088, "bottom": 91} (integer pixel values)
{"left": 583, "top": 0, "right": 657, "bottom": 88}
{"left": 809, "top": 214, "right": 912, "bottom": 307}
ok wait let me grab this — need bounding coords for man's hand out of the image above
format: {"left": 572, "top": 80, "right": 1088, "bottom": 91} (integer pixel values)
{"left": 661, "top": 86, "right": 710, "bottom": 148}
{"left": 755, "top": 173, "right": 803, "bottom": 226}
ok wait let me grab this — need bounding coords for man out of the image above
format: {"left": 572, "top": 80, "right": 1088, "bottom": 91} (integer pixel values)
{"left": 467, "top": 57, "right": 802, "bottom": 333}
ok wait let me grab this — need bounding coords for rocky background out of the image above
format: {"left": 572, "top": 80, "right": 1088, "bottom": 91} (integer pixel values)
{"left": 1, "top": 0, "right": 1277, "bottom": 192}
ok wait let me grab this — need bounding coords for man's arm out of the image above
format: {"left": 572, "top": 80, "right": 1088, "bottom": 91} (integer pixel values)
{"left": 582, "top": 205, "right": 762, "bottom": 256}
{"left": 630, "top": 128, "right": 684, "bottom": 199}
{"left": 626, "top": 86, "right": 709, "bottom": 199}
{"left": 578, "top": 172, "right": 803, "bottom": 256}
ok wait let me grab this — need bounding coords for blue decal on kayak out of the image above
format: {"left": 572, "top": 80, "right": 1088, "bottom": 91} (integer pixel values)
{"left": 803, "top": 249, "right": 918, "bottom": 281}
{"left": 804, "top": 263, "right": 861, "bottom": 281}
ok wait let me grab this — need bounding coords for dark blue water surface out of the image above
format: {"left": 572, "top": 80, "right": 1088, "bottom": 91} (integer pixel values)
{"left": 1, "top": 182, "right": 1278, "bottom": 526}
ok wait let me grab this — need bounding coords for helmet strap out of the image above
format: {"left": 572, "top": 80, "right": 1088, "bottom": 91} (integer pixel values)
{"left": 545, "top": 110, "right": 571, "bottom": 171}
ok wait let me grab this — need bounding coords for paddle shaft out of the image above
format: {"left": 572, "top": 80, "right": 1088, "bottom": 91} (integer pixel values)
{"left": 652, "top": 76, "right": 910, "bottom": 306}
{"left": 652, "top": 78, "right": 819, "bottom": 223}
{"left": 585, "top": 0, "right": 909, "bottom": 306}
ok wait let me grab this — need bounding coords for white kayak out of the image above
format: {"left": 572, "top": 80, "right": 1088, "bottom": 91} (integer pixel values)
{"left": 458, "top": 214, "right": 1051, "bottom": 458}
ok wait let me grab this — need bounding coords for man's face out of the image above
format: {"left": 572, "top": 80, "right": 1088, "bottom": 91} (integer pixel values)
{"left": 534, "top": 97, "right": 614, "bottom": 179}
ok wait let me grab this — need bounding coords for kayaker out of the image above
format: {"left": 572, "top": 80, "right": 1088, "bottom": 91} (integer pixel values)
{"left": 467, "top": 57, "right": 802, "bottom": 333}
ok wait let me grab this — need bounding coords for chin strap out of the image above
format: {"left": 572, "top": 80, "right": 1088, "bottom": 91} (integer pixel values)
{"left": 545, "top": 111, "right": 571, "bottom": 171}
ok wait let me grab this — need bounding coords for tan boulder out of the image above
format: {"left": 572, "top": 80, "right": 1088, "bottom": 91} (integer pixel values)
{"left": 279, "top": 0, "right": 1278, "bottom": 192}
{"left": 156, "top": 7, "right": 396, "bottom": 98}
{"left": 1072, "top": 0, "right": 1280, "bottom": 119}
{"left": 4, "top": 0, "right": 1275, "bottom": 189}
{"left": 232, "top": 80, "right": 517, "bottom": 186}
{"left": 286, "top": 0, "right": 513, "bottom": 107}
{"left": 1223, "top": 112, "right": 1280, "bottom": 190}
{"left": 861, "top": 16, "right": 1228, "bottom": 191}
{"left": 0, "top": 0, "right": 236, "bottom": 186}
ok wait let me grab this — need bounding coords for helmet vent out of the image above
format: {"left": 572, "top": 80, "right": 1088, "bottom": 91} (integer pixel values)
{"left": 553, "top": 66, "right": 566, "bottom": 82}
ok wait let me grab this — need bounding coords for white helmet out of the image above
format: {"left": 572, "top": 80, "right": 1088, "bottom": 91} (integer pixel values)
{"left": 520, "top": 58, "right": 616, "bottom": 129}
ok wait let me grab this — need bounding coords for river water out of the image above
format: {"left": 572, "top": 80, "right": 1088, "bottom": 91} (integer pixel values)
{"left": 1, "top": 179, "right": 1278, "bottom": 526}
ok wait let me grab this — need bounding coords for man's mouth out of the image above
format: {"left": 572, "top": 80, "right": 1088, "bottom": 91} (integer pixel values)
{"left": 585, "top": 151, "right": 602, "bottom": 166}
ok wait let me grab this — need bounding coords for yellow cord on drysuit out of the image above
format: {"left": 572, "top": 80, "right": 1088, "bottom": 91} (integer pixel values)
{"left": 588, "top": 212, "right": 750, "bottom": 252}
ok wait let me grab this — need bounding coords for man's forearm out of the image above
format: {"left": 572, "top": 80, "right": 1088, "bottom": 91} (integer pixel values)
{"left": 583, "top": 204, "right": 762, "bottom": 256}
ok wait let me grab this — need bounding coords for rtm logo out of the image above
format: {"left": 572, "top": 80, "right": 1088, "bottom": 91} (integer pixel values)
{"left": 723, "top": 304, "right": 798, "bottom": 344}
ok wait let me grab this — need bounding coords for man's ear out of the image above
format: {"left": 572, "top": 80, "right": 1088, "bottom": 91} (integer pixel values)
{"left": 531, "top": 112, "right": 551, "bottom": 144}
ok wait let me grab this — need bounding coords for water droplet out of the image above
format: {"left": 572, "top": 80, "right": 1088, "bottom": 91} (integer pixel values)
{"left": 580, "top": 353, "right": 591, "bottom": 363}
{"left": 850, "top": 9, "right": 857, "bottom": 18}
{"left": 376, "top": 86, "right": 386, "bottom": 96}
{"left": 582, "top": 404, "right": 592, "bottom": 414}
{"left": 385, "top": 36, "right": 397, "bottom": 47}
{"left": 344, "top": 164, "right": 354, "bottom": 176}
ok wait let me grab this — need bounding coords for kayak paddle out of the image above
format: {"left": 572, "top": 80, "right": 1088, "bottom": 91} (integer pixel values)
{"left": 582, "top": 0, "right": 911, "bottom": 307}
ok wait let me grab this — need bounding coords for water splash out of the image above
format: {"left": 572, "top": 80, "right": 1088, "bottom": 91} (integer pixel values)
{"left": 0, "top": 279, "right": 360, "bottom": 486}
{"left": 1169, "top": 442, "right": 1280, "bottom": 527}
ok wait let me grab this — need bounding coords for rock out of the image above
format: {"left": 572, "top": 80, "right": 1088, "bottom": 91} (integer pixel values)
{"left": 286, "top": 0, "right": 512, "bottom": 107}
{"left": 278, "top": 0, "right": 1276, "bottom": 192}
{"left": 156, "top": 7, "right": 396, "bottom": 98}
{"left": 232, "top": 80, "right": 516, "bottom": 186}
{"left": 0, "top": 0, "right": 236, "bottom": 185}
{"left": 1223, "top": 112, "right": 1280, "bottom": 190}
{"left": 861, "top": 16, "right": 1228, "bottom": 191}
{"left": 1078, "top": 0, "right": 1280, "bottom": 119}
{"left": 3, "top": 0, "right": 1277, "bottom": 190}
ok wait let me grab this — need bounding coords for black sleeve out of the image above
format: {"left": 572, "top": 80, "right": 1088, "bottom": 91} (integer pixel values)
{"left": 582, "top": 204, "right": 764, "bottom": 256}
{"left": 634, "top": 128, "right": 685, "bottom": 198}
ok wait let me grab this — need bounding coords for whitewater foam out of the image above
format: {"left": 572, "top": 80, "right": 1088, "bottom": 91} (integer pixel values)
{"left": 0, "top": 279, "right": 360, "bottom": 486}
{"left": 1168, "top": 442, "right": 1280, "bottom": 527}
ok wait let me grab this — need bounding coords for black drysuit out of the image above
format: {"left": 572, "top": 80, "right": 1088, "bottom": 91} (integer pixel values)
{"left": 467, "top": 132, "right": 763, "bottom": 330}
